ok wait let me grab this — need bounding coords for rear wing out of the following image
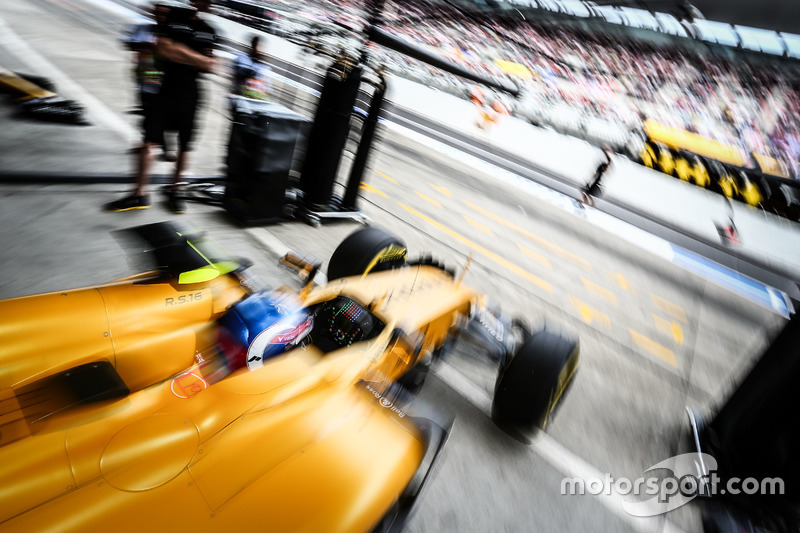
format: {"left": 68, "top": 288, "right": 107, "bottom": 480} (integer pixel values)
{"left": 115, "top": 222, "right": 249, "bottom": 284}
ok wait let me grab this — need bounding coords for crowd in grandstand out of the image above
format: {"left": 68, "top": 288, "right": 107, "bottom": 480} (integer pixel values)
{"left": 255, "top": 0, "right": 800, "bottom": 178}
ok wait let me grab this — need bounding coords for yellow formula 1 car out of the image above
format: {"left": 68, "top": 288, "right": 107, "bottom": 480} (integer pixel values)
{"left": 0, "top": 222, "right": 579, "bottom": 532}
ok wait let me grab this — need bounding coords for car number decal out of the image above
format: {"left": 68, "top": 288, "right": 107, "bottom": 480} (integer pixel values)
{"left": 165, "top": 291, "right": 204, "bottom": 306}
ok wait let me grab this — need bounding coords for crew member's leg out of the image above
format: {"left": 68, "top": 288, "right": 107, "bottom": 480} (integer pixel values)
{"left": 168, "top": 148, "right": 189, "bottom": 213}
{"left": 164, "top": 97, "right": 198, "bottom": 213}
{"left": 105, "top": 92, "right": 163, "bottom": 211}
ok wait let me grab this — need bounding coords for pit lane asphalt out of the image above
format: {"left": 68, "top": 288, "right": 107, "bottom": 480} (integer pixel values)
{"left": 7, "top": 0, "right": 800, "bottom": 296}
{"left": 0, "top": 1, "right": 789, "bottom": 531}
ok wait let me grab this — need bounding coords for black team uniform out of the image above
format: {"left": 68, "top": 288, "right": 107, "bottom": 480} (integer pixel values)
{"left": 158, "top": 14, "right": 217, "bottom": 212}
{"left": 160, "top": 15, "right": 217, "bottom": 156}
{"left": 105, "top": 8, "right": 218, "bottom": 214}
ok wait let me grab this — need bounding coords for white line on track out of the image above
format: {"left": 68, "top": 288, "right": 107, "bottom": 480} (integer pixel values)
{"left": 0, "top": 13, "right": 139, "bottom": 144}
{"left": 245, "top": 227, "right": 329, "bottom": 285}
{"left": 384, "top": 120, "right": 792, "bottom": 317}
{"left": 433, "top": 363, "right": 686, "bottom": 533}
{"left": 245, "top": 227, "right": 292, "bottom": 258}
{"left": 78, "top": 0, "right": 149, "bottom": 23}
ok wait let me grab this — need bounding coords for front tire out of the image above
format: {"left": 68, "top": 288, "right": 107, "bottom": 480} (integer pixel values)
{"left": 491, "top": 328, "right": 579, "bottom": 444}
{"left": 327, "top": 227, "right": 407, "bottom": 281}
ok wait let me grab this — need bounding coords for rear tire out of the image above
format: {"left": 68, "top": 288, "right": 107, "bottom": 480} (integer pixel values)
{"left": 327, "top": 227, "right": 407, "bottom": 281}
{"left": 491, "top": 328, "right": 579, "bottom": 444}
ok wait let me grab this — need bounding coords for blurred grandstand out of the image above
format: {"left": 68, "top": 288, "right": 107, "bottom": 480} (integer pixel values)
{"left": 213, "top": 0, "right": 800, "bottom": 221}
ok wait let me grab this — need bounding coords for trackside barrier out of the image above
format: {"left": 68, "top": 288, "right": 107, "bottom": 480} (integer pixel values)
{"left": 638, "top": 120, "right": 800, "bottom": 223}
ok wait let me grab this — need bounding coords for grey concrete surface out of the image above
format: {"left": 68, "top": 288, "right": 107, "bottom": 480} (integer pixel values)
{"left": 3, "top": 0, "right": 800, "bottom": 285}
{"left": 0, "top": 1, "right": 792, "bottom": 532}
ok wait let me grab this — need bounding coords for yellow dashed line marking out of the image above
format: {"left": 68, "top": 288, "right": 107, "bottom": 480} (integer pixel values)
{"left": 399, "top": 203, "right": 553, "bottom": 294}
{"left": 373, "top": 169, "right": 397, "bottom": 183}
{"left": 415, "top": 191, "right": 442, "bottom": 208}
{"left": 650, "top": 294, "right": 688, "bottom": 323}
{"left": 428, "top": 183, "right": 453, "bottom": 197}
{"left": 359, "top": 182, "right": 387, "bottom": 197}
{"left": 629, "top": 329, "right": 678, "bottom": 368}
{"left": 462, "top": 215, "right": 493, "bottom": 235}
{"left": 518, "top": 244, "right": 551, "bottom": 269}
{"left": 580, "top": 277, "right": 618, "bottom": 306}
{"left": 569, "top": 295, "right": 611, "bottom": 328}
{"left": 606, "top": 271, "right": 636, "bottom": 295}
{"left": 464, "top": 200, "right": 592, "bottom": 271}
{"left": 653, "top": 314, "right": 684, "bottom": 346}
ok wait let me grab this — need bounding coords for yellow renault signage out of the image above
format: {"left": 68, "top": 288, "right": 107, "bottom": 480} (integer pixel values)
{"left": 643, "top": 119, "right": 747, "bottom": 167}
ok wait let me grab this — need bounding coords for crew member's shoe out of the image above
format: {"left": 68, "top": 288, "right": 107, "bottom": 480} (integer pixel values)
{"left": 165, "top": 189, "right": 186, "bottom": 214}
{"left": 104, "top": 194, "right": 151, "bottom": 212}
